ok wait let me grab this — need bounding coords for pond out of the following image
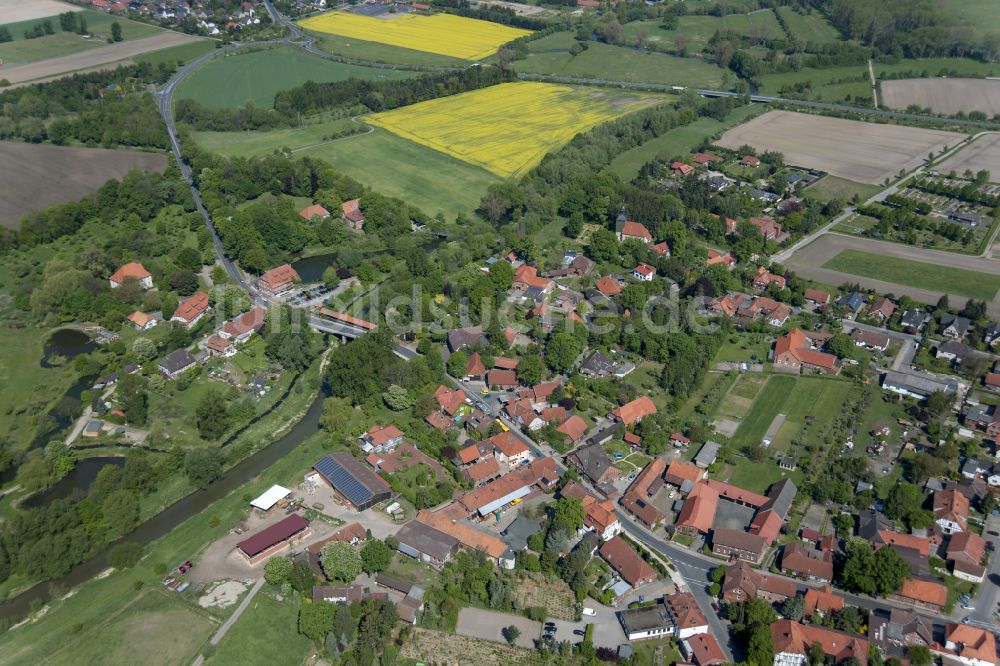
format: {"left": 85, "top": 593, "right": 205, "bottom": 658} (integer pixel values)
{"left": 21, "top": 457, "right": 125, "bottom": 509}
{"left": 41, "top": 328, "right": 95, "bottom": 368}
{"left": 291, "top": 252, "right": 339, "bottom": 283}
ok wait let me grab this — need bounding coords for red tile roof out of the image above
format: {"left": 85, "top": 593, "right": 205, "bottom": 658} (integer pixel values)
{"left": 934, "top": 489, "right": 969, "bottom": 531}
{"left": 652, "top": 241, "right": 670, "bottom": 255}
{"left": 494, "top": 357, "right": 519, "bottom": 369}
{"left": 260, "top": 264, "right": 300, "bottom": 291}
{"left": 741, "top": 155, "right": 760, "bottom": 167}
{"left": 223, "top": 306, "right": 266, "bottom": 338}
{"left": 612, "top": 396, "right": 657, "bottom": 425}
{"left": 487, "top": 369, "right": 518, "bottom": 387}
{"left": 877, "top": 530, "right": 931, "bottom": 557}
{"left": 686, "top": 632, "right": 725, "bottom": 666}
{"left": 490, "top": 431, "right": 528, "bottom": 458}
{"left": 584, "top": 499, "right": 619, "bottom": 533}
{"left": 671, "top": 161, "right": 694, "bottom": 175}
{"left": 237, "top": 514, "right": 310, "bottom": 557}
{"left": 947, "top": 530, "right": 986, "bottom": 564}
{"left": 620, "top": 221, "right": 652, "bottom": 242}
{"left": 466, "top": 352, "right": 486, "bottom": 377}
{"left": 434, "top": 385, "right": 466, "bottom": 415}
{"left": 364, "top": 424, "right": 404, "bottom": 446}
{"left": 425, "top": 410, "right": 453, "bottom": 431}
{"left": 110, "top": 261, "right": 150, "bottom": 284}
{"left": 749, "top": 508, "right": 783, "bottom": 544}
{"left": 513, "top": 264, "right": 553, "bottom": 290}
{"left": 595, "top": 275, "right": 622, "bottom": 297}
{"left": 557, "top": 415, "right": 588, "bottom": 442}
{"left": 206, "top": 334, "right": 232, "bottom": 353}
{"left": 665, "top": 459, "right": 702, "bottom": 486}
{"left": 173, "top": 291, "right": 209, "bottom": 323}
{"left": 804, "top": 585, "right": 845, "bottom": 616}
{"left": 676, "top": 482, "right": 718, "bottom": 534}
{"left": 299, "top": 204, "right": 330, "bottom": 220}
{"left": 127, "top": 311, "right": 153, "bottom": 327}
{"left": 771, "top": 620, "right": 868, "bottom": 666}
{"left": 634, "top": 262, "right": 656, "bottom": 277}
{"left": 341, "top": 198, "right": 364, "bottom": 223}
{"left": 897, "top": 578, "right": 948, "bottom": 607}
{"left": 804, "top": 289, "right": 830, "bottom": 304}
{"left": 774, "top": 328, "right": 839, "bottom": 371}
{"left": 599, "top": 536, "right": 656, "bottom": 587}
{"left": 457, "top": 443, "right": 488, "bottom": 465}
{"left": 465, "top": 456, "right": 501, "bottom": 483}
{"left": 944, "top": 624, "right": 997, "bottom": 665}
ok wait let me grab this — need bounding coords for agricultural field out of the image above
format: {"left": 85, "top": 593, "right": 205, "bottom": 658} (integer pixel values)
{"left": 0, "top": 0, "right": 80, "bottom": 23}
{"left": 756, "top": 64, "right": 871, "bottom": 103}
{"left": 935, "top": 133, "right": 1000, "bottom": 179}
{"left": 176, "top": 47, "right": 414, "bottom": 109}
{"left": 943, "top": 0, "right": 1000, "bottom": 38}
{"left": 881, "top": 78, "right": 1000, "bottom": 116}
{"left": 192, "top": 117, "right": 360, "bottom": 156}
{"left": 517, "top": 35, "right": 726, "bottom": 89}
{"left": 610, "top": 103, "right": 764, "bottom": 180}
{"left": 303, "top": 30, "right": 464, "bottom": 66}
{"left": 366, "top": 82, "right": 662, "bottom": 178}
{"left": 0, "top": 9, "right": 163, "bottom": 67}
{"left": 803, "top": 175, "right": 883, "bottom": 203}
{"left": 823, "top": 249, "right": 1000, "bottom": 300}
{"left": 298, "top": 11, "right": 529, "bottom": 60}
{"left": 621, "top": 11, "right": 784, "bottom": 54}
{"left": 1, "top": 31, "right": 205, "bottom": 85}
{"left": 0, "top": 142, "right": 167, "bottom": 228}
{"left": 210, "top": 589, "right": 312, "bottom": 666}
{"left": 134, "top": 38, "right": 216, "bottom": 67}
{"left": 774, "top": 6, "right": 841, "bottom": 44}
{"left": 715, "top": 110, "right": 963, "bottom": 184}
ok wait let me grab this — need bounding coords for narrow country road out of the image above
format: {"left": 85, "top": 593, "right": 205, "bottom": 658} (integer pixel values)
{"left": 191, "top": 578, "right": 265, "bottom": 666}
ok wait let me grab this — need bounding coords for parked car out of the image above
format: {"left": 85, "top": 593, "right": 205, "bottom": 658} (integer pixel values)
{"left": 573, "top": 629, "right": 585, "bottom": 637}
{"left": 582, "top": 607, "right": 596, "bottom": 617}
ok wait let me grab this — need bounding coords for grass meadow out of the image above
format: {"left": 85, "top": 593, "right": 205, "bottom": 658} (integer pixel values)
{"left": 621, "top": 12, "right": 785, "bottom": 54}
{"left": 210, "top": 588, "right": 312, "bottom": 666}
{"left": 367, "top": 82, "right": 663, "bottom": 177}
{"left": 0, "top": 9, "right": 162, "bottom": 66}
{"left": 298, "top": 11, "right": 529, "bottom": 60}
{"left": 774, "top": 6, "right": 841, "bottom": 44}
{"left": 176, "top": 47, "right": 414, "bottom": 109}
{"left": 823, "top": 249, "right": 1000, "bottom": 300}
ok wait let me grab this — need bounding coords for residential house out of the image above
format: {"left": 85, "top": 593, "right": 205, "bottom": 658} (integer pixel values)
{"left": 127, "top": 311, "right": 156, "bottom": 330}
{"left": 901, "top": 309, "right": 931, "bottom": 334}
{"left": 675, "top": 481, "right": 718, "bottom": 536}
{"left": 617, "top": 220, "right": 653, "bottom": 244}
{"left": 982, "top": 322, "right": 1000, "bottom": 347}
{"left": 171, "top": 291, "right": 210, "bottom": 328}
{"left": 711, "top": 528, "right": 767, "bottom": 563}
{"left": 804, "top": 289, "right": 830, "bottom": 307}
{"left": 557, "top": 415, "right": 589, "bottom": 443}
{"left": 584, "top": 500, "right": 622, "bottom": 541}
{"left": 663, "top": 591, "right": 709, "bottom": 640}
{"left": 706, "top": 249, "right": 736, "bottom": 268}
{"left": 580, "top": 350, "right": 616, "bottom": 378}
{"left": 258, "top": 264, "right": 300, "bottom": 296}
{"left": 500, "top": 516, "right": 542, "bottom": 552}
{"left": 722, "top": 561, "right": 796, "bottom": 603}
{"left": 359, "top": 425, "right": 405, "bottom": 454}
{"left": 837, "top": 292, "right": 866, "bottom": 313}
{"left": 773, "top": 328, "right": 840, "bottom": 375}
{"left": 882, "top": 370, "right": 958, "bottom": 400}
{"left": 312, "top": 585, "right": 363, "bottom": 604}
{"left": 490, "top": 431, "right": 530, "bottom": 466}
{"left": 109, "top": 262, "right": 152, "bottom": 289}
{"left": 936, "top": 624, "right": 997, "bottom": 666}
{"left": 341, "top": 198, "right": 365, "bottom": 230}
{"left": 621, "top": 458, "right": 667, "bottom": 528}
{"left": 599, "top": 536, "right": 657, "bottom": 588}
{"left": 548, "top": 253, "right": 594, "bottom": 279}
{"left": 934, "top": 488, "right": 969, "bottom": 534}
{"left": 741, "top": 155, "right": 760, "bottom": 167}
{"left": 567, "top": 444, "right": 622, "bottom": 487}
{"left": 652, "top": 241, "right": 671, "bottom": 256}
{"left": 610, "top": 396, "right": 657, "bottom": 426}
{"left": 299, "top": 203, "right": 330, "bottom": 220}
{"left": 595, "top": 275, "right": 625, "bottom": 299}
{"left": 937, "top": 340, "right": 974, "bottom": 364}
{"left": 456, "top": 442, "right": 491, "bottom": 466}
{"left": 803, "top": 585, "right": 844, "bottom": 616}
{"left": 780, "top": 542, "right": 833, "bottom": 582}
{"left": 433, "top": 385, "right": 466, "bottom": 417}
{"left": 946, "top": 531, "right": 987, "bottom": 582}
{"left": 868, "top": 609, "right": 932, "bottom": 650}
{"left": 464, "top": 352, "right": 486, "bottom": 381}
{"left": 869, "top": 298, "right": 896, "bottom": 321}
{"left": 633, "top": 262, "right": 656, "bottom": 281}
{"left": 206, "top": 334, "right": 235, "bottom": 357}
{"left": 752, "top": 267, "right": 786, "bottom": 291}
{"left": 447, "top": 326, "right": 486, "bottom": 352}
{"left": 771, "top": 620, "right": 869, "bottom": 666}
{"left": 157, "top": 348, "right": 197, "bottom": 379}
{"left": 942, "top": 314, "right": 972, "bottom": 339}
{"left": 683, "top": 633, "right": 726, "bottom": 666}
{"left": 220, "top": 306, "right": 266, "bottom": 342}
{"left": 665, "top": 459, "right": 704, "bottom": 490}
{"left": 851, "top": 329, "right": 890, "bottom": 352}
{"left": 749, "top": 217, "right": 783, "bottom": 241}
{"left": 671, "top": 161, "right": 694, "bottom": 176}
{"left": 693, "top": 152, "right": 722, "bottom": 166}
{"left": 512, "top": 264, "right": 554, "bottom": 294}
{"left": 486, "top": 369, "right": 518, "bottom": 390}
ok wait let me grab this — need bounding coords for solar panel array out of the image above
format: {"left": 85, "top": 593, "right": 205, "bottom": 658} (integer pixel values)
{"left": 314, "top": 454, "right": 374, "bottom": 506}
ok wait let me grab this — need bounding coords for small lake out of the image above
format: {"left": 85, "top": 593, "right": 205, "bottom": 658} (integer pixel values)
{"left": 41, "top": 328, "right": 95, "bottom": 368}
{"left": 21, "top": 457, "right": 124, "bottom": 509}
{"left": 291, "top": 252, "right": 339, "bottom": 283}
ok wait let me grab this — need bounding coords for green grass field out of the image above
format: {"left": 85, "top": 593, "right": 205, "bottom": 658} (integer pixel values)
{"left": 731, "top": 375, "right": 796, "bottom": 445}
{"left": 135, "top": 38, "right": 217, "bottom": 67}
{"left": 0, "top": 10, "right": 162, "bottom": 66}
{"left": 803, "top": 175, "right": 882, "bottom": 203}
{"left": 517, "top": 33, "right": 725, "bottom": 89}
{"left": 621, "top": 12, "right": 784, "bottom": 54}
{"left": 774, "top": 6, "right": 841, "bottom": 44}
{"left": 720, "top": 459, "right": 803, "bottom": 494}
{"left": 609, "top": 103, "right": 764, "bottom": 180}
{"left": 943, "top": 0, "right": 1000, "bottom": 38}
{"left": 731, "top": 375, "right": 852, "bottom": 451}
{"left": 193, "top": 117, "right": 358, "bottom": 155}
{"left": 823, "top": 249, "right": 1000, "bottom": 300}
{"left": 176, "top": 47, "right": 415, "bottom": 109}
{"left": 211, "top": 589, "right": 312, "bottom": 666}
{"left": 303, "top": 28, "right": 466, "bottom": 67}
{"left": 36, "top": 590, "right": 215, "bottom": 666}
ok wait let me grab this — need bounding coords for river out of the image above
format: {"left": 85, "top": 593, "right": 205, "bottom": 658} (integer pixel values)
{"left": 20, "top": 457, "right": 125, "bottom": 509}
{"left": 0, "top": 387, "right": 327, "bottom": 620}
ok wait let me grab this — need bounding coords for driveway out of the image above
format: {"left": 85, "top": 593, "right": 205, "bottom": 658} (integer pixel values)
{"left": 547, "top": 602, "right": 625, "bottom": 650}
{"left": 456, "top": 607, "right": 541, "bottom": 649}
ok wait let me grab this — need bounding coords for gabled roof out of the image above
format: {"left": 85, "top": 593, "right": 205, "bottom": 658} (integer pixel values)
{"left": 434, "top": 385, "right": 466, "bottom": 415}
{"left": 612, "top": 396, "right": 657, "bottom": 425}
{"left": 487, "top": 369, "right": 518, "bottom": 386}
{"left": 557, "top": 415, "right": 588, "bottom": 442}
{"left": 457, "top": 443, "right": 489, "bottom": 465}
{"left": 771, "top": 620, "right": 868, "bottom": 666}
{"left": 490, "top": 431, "right": 528, "bottom": 458}
{"left": 584, "top": 499, "right": 619, "bottom": 533}
{"left": 665, "top": 459, "right": 702, "bottom": 486}
{"left": 676, "top": 482, "right": 718, "bottom": 534}
{"left": 781, "top": 542, "right": 833, "bottom": 580}
{"left": 260, "top": 263, "right": 300, "bottom": 288}
{"left": 804, "top": 585, "right": 845, "bottom": 615}
{"left": 237, "top": 513, "right": 310, "bottom": 557}
{"left": 775, "top": 328, "right": 839, "bottom": 370}
{"left": 599, "top": 536, "right": 656, "bottom": 586}
{"left": 943, "top": 624, "right": 997, "bottom": 665}
{"left": 804, "top": 288, "right": 830, "bottom": 304}
{"left": 946, "top": 530, "right": 986, "bottom": 564}
{"left": 513, "top": 264, "right": 553, "bottom": 290}
{"left": 173, "top": 291, "right": 210, "bottom": 323}
{"left": 465, "top": 456, "right": 501, "bottom": 483}
{"left": 128, "top": 311, "right": 154, "bottom": 327}
{"left": 466, "top": 352, "right": 486, "bottom": 377}
{"left": 933, "top": 488, "right": 969, "bottom": 530}
{"left": 299, "top": 203, "right": 330, "bottom": 220}
{"left": 341, "top": 198, "right": 364, "bottom": 223}
{"left": 363, "top": 424, "right": 404, "bottom": 446}
{"left": 223, "top": 306, "right": 266, "bottom": 338}
{"left": 620, "top": 220, "right": 652, "bottom": 241}
{"left": 595, "top": 275, "right": 623, "bottom": 297}
{"left": 897, "top": 578, "right": 947, "bottom": 606}
{"left": 110, "top": 261, "right": 151, "bottom": 284}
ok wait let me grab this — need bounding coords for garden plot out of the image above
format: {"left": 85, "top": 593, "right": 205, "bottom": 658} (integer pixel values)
{"left": 514, "top": 574, "right": 577, "bottom": 621}
{"left": 715, "top": 110, "right": 963, "bottom": 184}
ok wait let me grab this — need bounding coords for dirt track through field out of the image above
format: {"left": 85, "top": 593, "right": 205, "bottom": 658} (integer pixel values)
{"left": 882, "top": 78, "right": 1000, "bottom": 117}
{"left": 1, "top": 31, "right": 202, "bottom": 84}
{"left": 0, "top": 0, "right": 80, "bottom": 23}
{"left": 0, "top": 142, "right": 167, "bottom": 228}
{"left": 715, "top": 110, "right": 963, "bottom": 184}
{"left": 935, "top": 133, "right": 1000, "bottom": 179}
{"left": 784, "top": 233, "right": 1000, "bottom": 316}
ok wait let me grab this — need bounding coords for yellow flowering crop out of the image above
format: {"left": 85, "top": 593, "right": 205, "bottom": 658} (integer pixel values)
{"left": 298, "top": 12, "right": 530, "bottom": 60}
{"left": 366, "top": 82, "right": 661, "bottom": 178}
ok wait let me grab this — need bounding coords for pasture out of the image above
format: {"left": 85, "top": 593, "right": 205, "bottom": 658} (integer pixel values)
{"left": 621, "top": 11, "right": 784, "bottom": 54}
{"left": 774, "top": 6, "right": 841, "bottom": 44}
{"left": 714, "top": 110, "right": 963, "bottom": 184}
{"left": 0, "top": 9, "right": 162, "bottom": 67}
{"left": 210, "top": 589, "right": 312, "bottom": 666}
{"left": 298, "top": 11, "right": 529, "bottom": 60}
{"left": 943, "top": 0, "right": 1000, "bottom": 38}
{"left": 366, "top": 82, "right": 662, "bottom": 178}
{"left": 176, "top": 47, "right": 414, "bottom": 109}
{"left": 802, "top": 175, "right": 882, "bottom": 203}
{"left": 823, "top": 249, "right": 1000, "bottom": 300}
{"left": 0, "top": 0, "right": 80, "bottom": 24}
{"left": 518, "top": 34, "right": 726, "bottom": 89}
{"left": 935, "top": 133, "right": 1000, "bottom": 179}
{"left": 0, "top": 142, "right": 167, "bottom": 228}
{"left": 881, "top": 78, "right": 1000, "bottom": 116}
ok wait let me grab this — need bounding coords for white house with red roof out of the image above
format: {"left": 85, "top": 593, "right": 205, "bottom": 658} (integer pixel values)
{"left": 110, "top": 262, "right": 152, "bottom": 289}
{"left": 633, "top": 262, "right": 656, "bottom": 281}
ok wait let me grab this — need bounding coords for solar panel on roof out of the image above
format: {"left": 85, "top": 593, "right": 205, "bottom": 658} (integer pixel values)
{"left": 314, "top": 455, "right": 374, "bottom": 506}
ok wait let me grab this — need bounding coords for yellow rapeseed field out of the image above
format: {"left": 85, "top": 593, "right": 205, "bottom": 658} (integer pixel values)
{"left": 298, "top": 12, "right": 530, "bottom": 60}
{"left": 366, "top": 82, "right": 661, "bottom": 178}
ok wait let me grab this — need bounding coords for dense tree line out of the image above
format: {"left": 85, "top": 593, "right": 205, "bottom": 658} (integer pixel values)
{"left": 273, "top": 65, "right": 510, "bottom": 117}
{"left": 173, "top": 99, "right": 287, "bottom": 132}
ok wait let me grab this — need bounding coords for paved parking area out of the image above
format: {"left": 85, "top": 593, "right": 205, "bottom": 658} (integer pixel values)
{"left": 456, "top": 608, "right": 541, "bottom": 649}
{"left": 546, "top": 601, "right": 626, "bottom": 649}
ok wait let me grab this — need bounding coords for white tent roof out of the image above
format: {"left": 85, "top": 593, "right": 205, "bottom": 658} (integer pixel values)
{"left": 477, "top": 485, "right": 531, "bottom": 516}
{"left": 250, "top": 484, "right": 292, "bottom": 511}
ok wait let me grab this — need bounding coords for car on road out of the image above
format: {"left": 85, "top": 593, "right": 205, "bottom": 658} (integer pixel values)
{"left": 573, "top": 629, "right": 585, "bottom": 637}
{"left": 711, "top": 602, "right": 721, "bottom": 612}
{"left": 480, "top": 388, "right": 490, "bottom": 395}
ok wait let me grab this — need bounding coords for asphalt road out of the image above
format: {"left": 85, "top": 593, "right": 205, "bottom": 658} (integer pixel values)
{"left": 970, "top": 514, "right": 1000, "bottom": 629}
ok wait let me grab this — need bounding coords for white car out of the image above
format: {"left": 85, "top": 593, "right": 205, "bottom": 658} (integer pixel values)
{"left": 582, "top": 607, "right": 596, "bottom": 617}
